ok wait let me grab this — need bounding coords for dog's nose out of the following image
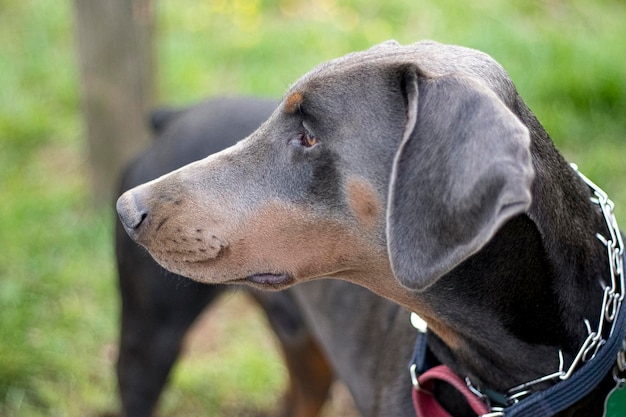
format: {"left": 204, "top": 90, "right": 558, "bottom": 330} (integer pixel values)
{"left": 116, "top": 190, "right": 149, "bottom": 238}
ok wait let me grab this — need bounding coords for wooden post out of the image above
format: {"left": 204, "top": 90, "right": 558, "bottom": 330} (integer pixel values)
{"left": 74, "top": 0, "right": 154, "bottom": 206}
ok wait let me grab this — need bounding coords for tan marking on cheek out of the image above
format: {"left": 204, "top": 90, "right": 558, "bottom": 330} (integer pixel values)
{"left": 284, "top": 92, "right": 304, "bottom": 113}
{"left": 346, "top": 177, "right": 382, "bottom": 228}
{"left": 141, "top": 196, "right": 391, "bottom": 290}
{"left": 231, "top": 203, "right": 357, "bottom": 279}
{"left": 189, "top": 200, "right": 388, "bottom": 285}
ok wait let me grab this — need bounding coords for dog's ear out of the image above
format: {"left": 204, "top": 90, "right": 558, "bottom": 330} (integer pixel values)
{"left": 386, "top": 66, "right": 534, "bottom": 291}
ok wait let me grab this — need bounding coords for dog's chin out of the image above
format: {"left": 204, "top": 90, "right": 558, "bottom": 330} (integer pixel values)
{"left": 153, "top": 256, "right": 295, "bottom": 290}
{"left": 147, "top": 247, "right": 296, "bottom": 288}
{"left": 245, "top": 273, "right": 294, "bottom": 290}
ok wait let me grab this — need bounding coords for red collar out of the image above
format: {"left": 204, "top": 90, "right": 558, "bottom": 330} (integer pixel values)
{"left": 412, "top": 364, "right": 491, "bottom": 417}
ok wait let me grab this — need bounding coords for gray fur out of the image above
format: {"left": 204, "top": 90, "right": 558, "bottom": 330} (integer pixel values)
{"left": 387, "top": 71, "right": 533, "bottom": 290}
{"left": 117, "top": 41, "right": 617, "bottom": 417}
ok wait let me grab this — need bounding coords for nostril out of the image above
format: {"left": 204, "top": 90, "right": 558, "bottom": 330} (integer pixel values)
{"left": 135, "top": 211, "right": 148, "bottom": 229}
{"left": 116, "top": 191, "right": 150, "bottom": 234}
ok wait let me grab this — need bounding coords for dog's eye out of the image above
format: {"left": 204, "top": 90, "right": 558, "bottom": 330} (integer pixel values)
{"left": 300, "top": 131, "right": 318, "bottom": 148}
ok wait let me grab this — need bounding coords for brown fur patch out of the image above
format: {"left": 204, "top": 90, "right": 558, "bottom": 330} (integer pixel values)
{"left": 142, "top": 198, "right": 389, "bottom": 289}
{"left": 346, "top": 177, "right": 381, "bottom": 228}
{"left": 426, "top": 317, "right": 462, "bottom": 350}
{"left": 226, "top": 202, "right": 367, "bottom": 281}
{"left": 272, "top": 318, "right": 334, "bottom": 417}
{"left": 284, "top": 91, "right": 304, "bottom": 113}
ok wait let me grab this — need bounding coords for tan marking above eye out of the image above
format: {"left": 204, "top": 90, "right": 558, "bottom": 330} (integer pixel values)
{"left": 284, "top": 91, "right": 304, "bottom": 113}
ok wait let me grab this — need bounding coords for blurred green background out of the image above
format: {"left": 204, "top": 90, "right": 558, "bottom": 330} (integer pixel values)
{"left": 1, "top": 0, "right": 625, "bottom": 416}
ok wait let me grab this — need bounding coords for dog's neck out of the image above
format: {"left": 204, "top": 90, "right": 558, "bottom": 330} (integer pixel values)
{"left": 355, "top": 102, "right": 617, "bottom": 416}
{"left": 410, "top": 109, "right": 615, "bottom": 416}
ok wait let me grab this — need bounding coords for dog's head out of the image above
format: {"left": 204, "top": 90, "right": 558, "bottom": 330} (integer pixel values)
{"left": 117, "top": 40, "right": 533, "bottom": 296}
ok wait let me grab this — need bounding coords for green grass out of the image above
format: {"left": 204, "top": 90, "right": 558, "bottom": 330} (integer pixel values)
{"left": 1, "top": 0, "right": 625, "bottom": 416}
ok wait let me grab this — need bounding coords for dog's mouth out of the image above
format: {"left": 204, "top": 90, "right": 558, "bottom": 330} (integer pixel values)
{"left": 245, "top": 273, "right": 293, "bottom": 288}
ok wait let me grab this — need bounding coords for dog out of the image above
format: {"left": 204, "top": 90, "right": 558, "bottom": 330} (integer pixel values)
{"left": 115, "top": 97, "right": 345, "bottom": 417}
{"left": 116, "top": 41, "right": 625, "bottom": 416}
